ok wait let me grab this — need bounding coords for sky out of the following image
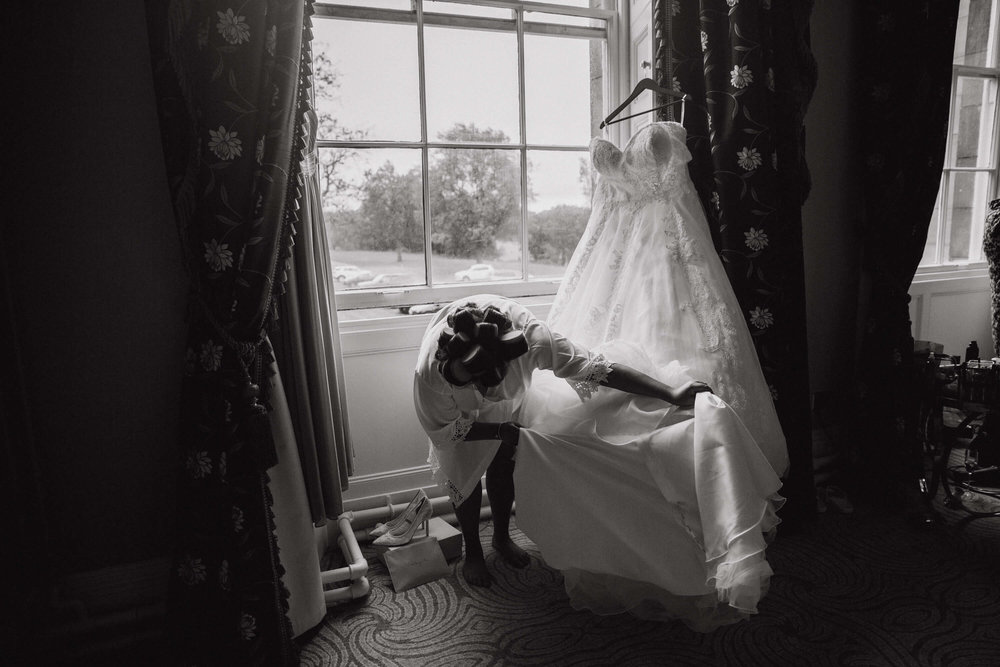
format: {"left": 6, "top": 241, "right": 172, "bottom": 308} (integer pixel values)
{"left": 312, "top": 2, "right": 603, "bottom": 211}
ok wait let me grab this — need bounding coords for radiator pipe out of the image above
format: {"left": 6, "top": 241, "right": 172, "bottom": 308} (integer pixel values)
{"left": 321, "top": 514, "right": 370, "bottom": 606}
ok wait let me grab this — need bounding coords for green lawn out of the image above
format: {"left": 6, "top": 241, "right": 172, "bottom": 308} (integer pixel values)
{"left": 328, "top": 249, "right": 566, "bottom": 287}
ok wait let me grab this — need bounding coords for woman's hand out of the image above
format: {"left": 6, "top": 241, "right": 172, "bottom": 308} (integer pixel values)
{"left": 667, "top": 380, "right": 713, "bottom": 408}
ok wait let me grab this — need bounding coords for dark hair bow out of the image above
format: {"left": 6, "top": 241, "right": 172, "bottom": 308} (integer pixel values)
{"left": 436, "top": 304, "right": 529, "bottom": 387}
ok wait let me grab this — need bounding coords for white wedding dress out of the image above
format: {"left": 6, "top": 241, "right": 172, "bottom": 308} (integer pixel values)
{"left": 513, "top": 121, "right": 788, "bottom": 631}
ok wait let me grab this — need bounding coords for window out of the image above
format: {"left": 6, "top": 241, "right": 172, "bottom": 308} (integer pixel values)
{"left": 921, "top": 0, "right": 1000, "bottom": 267}
{"left": 312, "top": 1, "right": 622, "bottom": 315}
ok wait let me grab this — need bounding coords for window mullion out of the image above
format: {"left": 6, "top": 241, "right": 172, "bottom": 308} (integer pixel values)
{"left": 936, "top": 71, "right": 961, "bottom": 266}
{"left": 991, "top": 0, "right": 1000, "bottom": 68}
{"left": 970, "top": 171, "right": 988, "bottom": 262}
{"left": 940, "top": 171, "right": 954, "bottom": 264}
{"left": 517, "top": 7, "right": 529, "bottom": 283}
{"left": 416, "top": 1, "right": 434, "bottom": 288}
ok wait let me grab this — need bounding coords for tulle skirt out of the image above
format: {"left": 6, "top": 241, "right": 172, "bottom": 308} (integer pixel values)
{"left": 515, "top": 341, "right": 783, "bottom": 631}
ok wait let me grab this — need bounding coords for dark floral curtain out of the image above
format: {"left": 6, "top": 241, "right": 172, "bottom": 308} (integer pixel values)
{"left": 654, "top": 0, "right": 818, "bottom": 518}
{"left": 854, "top": 1, "right": 959, "bottom": 504}
{"left": 146, "top": 1, "right": 313, "bottom": 663}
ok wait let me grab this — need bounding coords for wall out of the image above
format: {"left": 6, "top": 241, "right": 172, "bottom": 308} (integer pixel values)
{"left": 910, "top": 269, "right": 994, "bottom": 359}
{"left": 9, "top": 2, "right": 186, "bottom": 576}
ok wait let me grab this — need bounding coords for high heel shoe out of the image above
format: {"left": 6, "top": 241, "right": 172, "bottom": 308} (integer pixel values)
{"left": 372, "top": 496, "right": 433, "bottom": 547}
{"left": 370, "top": 489, "right": 428, "bottom": 538}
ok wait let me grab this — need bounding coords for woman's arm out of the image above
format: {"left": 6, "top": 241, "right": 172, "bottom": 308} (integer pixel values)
{"left": 463, "top": 421, "right": 509, "bottom": 441}
{"left": 465, "top": 420, "right": 521, "bottom": 454}
{"left": 602, "top": 363, "right": 711, "bottom": 408}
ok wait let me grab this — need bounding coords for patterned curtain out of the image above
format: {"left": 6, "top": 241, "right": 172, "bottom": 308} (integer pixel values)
{"left": 146, "top": 1, "right": 313, "bottom": 663}
{"left": 855, "top": 1, "right": 959, "bottom": 503}
{"left": 654, "top": 0, "right": 818, "bottom": 517}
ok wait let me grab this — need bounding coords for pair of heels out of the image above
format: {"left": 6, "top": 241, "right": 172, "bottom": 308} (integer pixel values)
{"left": 372, "top": 490, "right": 433, "bottom": 546}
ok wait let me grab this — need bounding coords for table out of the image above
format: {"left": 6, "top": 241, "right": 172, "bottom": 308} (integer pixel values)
{"left": 920, "top": 358, "right": 1000, "bottom": 518}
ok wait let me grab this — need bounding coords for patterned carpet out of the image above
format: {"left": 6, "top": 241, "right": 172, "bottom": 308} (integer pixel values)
{"left": 299, "top": 498, "right": 1000, "bottom": 667}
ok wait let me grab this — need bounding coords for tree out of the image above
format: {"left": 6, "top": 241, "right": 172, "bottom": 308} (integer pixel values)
{"left": 324, "top": 207, "right": 364, "bottom": 251}
{"left": 312, "top": 48, "right": 366, "bottom": 210}
{"left": 428, "top": 123, "right": 520, "bottom": 259}
{"left": 528, "top": 205, "right": 591, "bottom": 265}
{"left": 355, "top": 162, "right": 423, "bottom": 260}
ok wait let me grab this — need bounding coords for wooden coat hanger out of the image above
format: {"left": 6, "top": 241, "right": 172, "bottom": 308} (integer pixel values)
{"left": 600, "top": 78, "right": 688, "bottom": 129}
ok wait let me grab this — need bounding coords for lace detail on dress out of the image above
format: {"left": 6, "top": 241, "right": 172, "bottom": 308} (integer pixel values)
{"left": 660, "top": 206, "right": 751, "bottom": 415}
{"left": 569, "top": 353, "right": 613, "bottom": 401}
{"left": 665, "top": 214, "right": 732, "bottom": 355}
{"left": 450, "top": 417, "right": 473, "bottom": 443}
{"left": 675, "top": 501, "right": 705, "bottom": 552}
{"left": 550, "top": 215, "right": 606, "bottom": 324}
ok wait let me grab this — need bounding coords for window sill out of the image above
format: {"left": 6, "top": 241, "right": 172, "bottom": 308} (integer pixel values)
{"left": 912, "top": 262, "right": 989, "bottom": 284}
{"left": 337, "top": 293, "right": 556, "bottom": 338}
{"left": 335, "top": 278, "right": 563, "bottom": 318}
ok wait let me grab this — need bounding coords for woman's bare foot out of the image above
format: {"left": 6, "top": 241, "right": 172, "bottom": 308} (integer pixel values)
{"left": 492, "top": 536, "right": 530, "bottom": 568}
{"left": 461, "top": 552, "right": 494, "bottom": 587}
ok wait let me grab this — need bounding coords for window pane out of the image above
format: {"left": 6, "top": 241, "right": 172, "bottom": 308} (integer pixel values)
{"left": 921, "top": 188, "right": 942, "bottom": 266}
{"left": 946, "top": 170, "right": 992, "bottom": 262}
{"left": 321, "top": 148, "right": 426, "bottom": 290}
{"left": 527, "top": 150, "right": 592, "bottom": 277}
{"left": 424, "top": 1, "right": 512, "bottom": 19}
{"left": 313, "top": 20, "right": 420, "bottom": 142}
{"left": 525, "top": 35, "right": 602, "bottom": 144}
{"left": 425, "top": 27, "right": 520, "bottom": 143}
{"left": 525, "top": 11, "right": 601, "bottom": 28}
{"left": 429, "top": 147, "right": 522, "bottom": 284}
{"left": 954, "top": 0, "right": 995, "bottom": 67}
{"left": 949, "top": 76, "right": 997, "bottom": 168}
{"left": 341, "top": 0, "right": 411, "bottom": 9}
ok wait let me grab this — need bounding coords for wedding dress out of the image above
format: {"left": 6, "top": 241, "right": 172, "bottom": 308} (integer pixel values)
{"left": 512, "top": 121, "right": 788, "bottom": 631}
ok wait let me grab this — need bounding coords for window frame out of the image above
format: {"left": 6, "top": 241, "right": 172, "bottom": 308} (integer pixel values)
{"left": 313, "top": 0, "right": 627, "bottom": 312}
{"left": 919, "top": 0, "right": 1000, "bottom": 273}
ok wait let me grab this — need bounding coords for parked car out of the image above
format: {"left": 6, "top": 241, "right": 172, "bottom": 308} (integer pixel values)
{"left": 454, "top": 263, "right": 495, "bottom": 281}
{"left": 356, "top": 273, "right": 416, "bottom": 289}
{"left": 334, "top": 265, "right": 374, "bottom": 286}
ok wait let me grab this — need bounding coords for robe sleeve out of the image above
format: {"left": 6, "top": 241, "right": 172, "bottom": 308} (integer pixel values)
{"left": 413, "top": 371, "right": 475, "bottom": 449}
{"left": 523, "top": 319, "right": 614, "bottom": 400}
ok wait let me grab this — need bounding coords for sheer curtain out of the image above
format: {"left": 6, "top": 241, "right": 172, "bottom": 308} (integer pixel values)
{"left": 653, "top": 0, "right": 818, "bottom": 520}
{"left": 272, "top": 108, "right": 354, "bottom": 525}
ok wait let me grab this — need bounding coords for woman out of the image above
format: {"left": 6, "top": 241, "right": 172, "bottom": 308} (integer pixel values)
{"left": 412, "top": 295, "right": 711, "bottom": 589}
